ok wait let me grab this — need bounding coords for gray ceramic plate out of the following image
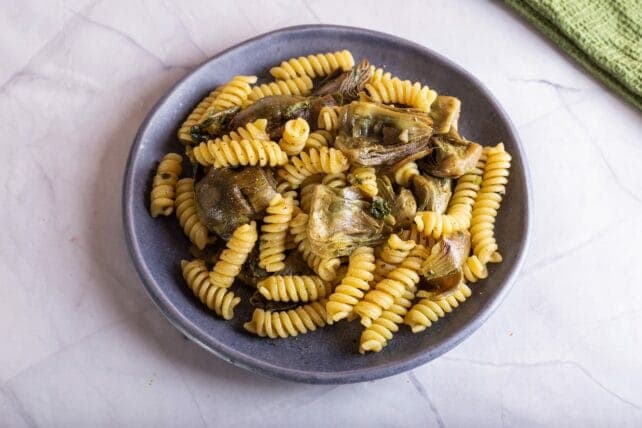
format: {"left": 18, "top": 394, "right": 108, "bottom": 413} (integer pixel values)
{"left": 123, "top": 25, "right": 531, "bottom": 384}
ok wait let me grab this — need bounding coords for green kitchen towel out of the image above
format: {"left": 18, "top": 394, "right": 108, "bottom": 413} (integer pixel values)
{"left": 505, "top": 0, "right": 642, "bottom": 111}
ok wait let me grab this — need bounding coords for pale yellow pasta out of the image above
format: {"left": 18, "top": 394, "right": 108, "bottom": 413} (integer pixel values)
{"left": 192, "top": 138, "right": 288, "bottom": 168}
{"left": 404, "top": 282, "right": 472, "bottom": 333}
{"left": 414, "top": 153, "right": 485, "bottom": 239}
{"left": 210, "top": 222, "right": 258, "bottom": 288}
{"left": 279, "top": 118, "right": 310, "bottom": 156}
{"left": 354, "top": 245, "right": 429, "bottom": 327}
{"left": 177, "top": 88, "right": 221, "bottom": 144}
{"left": 393, "top": 161, "right": 419, "bottom": 187}
{"left": 368, "top": 66, "right": 393, "bottom": 83}
{"left": 317, "top": 106, "right": 341, "bottom": 131}
{"left": 373, "top": 234, "right": 416, "bottom": 283}
{"left": 175, "top": 178, "right": 210, "bottom": 250}
{"left": 277, "top": 147, "right": 349, "bottom": 189}
{"left": 204, "top": 75, "right": 257, "bottom": 114}
{"left": 471, "top": 143, "right": 511, "bottom": 264}
{"left": 246, "top": 76, "right": 314, "bottom": 104}
{"left": 150, "top": 153, "right": 182, "bottom": 217}
{"left": 181, "top": 259, "right": 240, "bottom": 320}
{"left": 461, "top": 255, "right": 488, "bottom": 283}
{"left": 349, "top": 166, "right": 378, "bottom": 198}
{"left": 304, "top": 130, "right": 334, "bottom": 149}
{"left": 244, "top": 299, "right": 328, "bottom": 338}
{"left": 326, "top": 247, "right": 376, "bottom": 324}
{"left": 269, "top": 50, "right": 354, "bottom": 80}
{"left": 359, "top": 288, "right": 415, "bottom": 354}
{"left": 365, "top": 75, "right": 437, "bottom": 111}
{"left": 258, "top": 275, "right": 329, "bottom": 302}
{"left": 259, "top": 194, "right": 294, "bottom": 273}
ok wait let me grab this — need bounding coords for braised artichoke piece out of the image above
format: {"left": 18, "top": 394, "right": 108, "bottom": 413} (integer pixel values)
{"left": 421, "top": 231, "right": 471, "bottom": 279}
{"left": 392, "top": 188, "right": 417, "bottom": 229}
{"left": 423, "top": 269, "right": 464, "bottom": 299}
{"left": 429, "top": 95, "right": 461, "bottom": 134}
{"left": 307, "top": 184, "right": 386, "bottom": 258}
{"left": 250, "top": 291, "right": 300, "bottom": 312}
{"left": 194, "top": 166, "right": 277, "bottom": 239}
{"left": 314, "top": 59, "right": 372, "bottom": 99}
{"left": 334, "top": 102, "right": 434, "bottom": 166}
{"left": 419, "top": 134, "right": 482, "bottom": 179}
{"left": 190, "top": 106, "right": 240, "bottom": 143}
{"left": 412, "top": 174, "right": 452, "bottom": 213}
{"left": 228, "top": 94, "right": 341, "bottom": 139}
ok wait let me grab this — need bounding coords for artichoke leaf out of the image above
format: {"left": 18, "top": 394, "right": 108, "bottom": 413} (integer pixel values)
{"left": 195, "top": 166, "right": 277, "bottom": 239}
{"left": 307, "top": 184, "right": 386, "bottom": 258}
{"left": 429, "top": 95, "right": 461, "bottom": 134}
{"left": 412, "top": 174, "right": 452, "bottom": 213}
{"left": 419, "top": 133, "right": 482, "bottom": 179}
{"left": 421, "top": 231, "right": 471, "bottom": 279}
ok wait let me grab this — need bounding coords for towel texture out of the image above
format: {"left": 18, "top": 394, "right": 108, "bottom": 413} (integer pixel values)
{"left": 505, "top": 0, "right": 642, "bottom": 110}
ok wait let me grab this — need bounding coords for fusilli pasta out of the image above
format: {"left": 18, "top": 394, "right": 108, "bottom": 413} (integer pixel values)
{"left": 279, "top": 117, "right": 310, "bottom": 156}
{"left": 269, "top": 50, "right": 354, "bottom": 80}
{"left": 304, "top": 130, "right": 334, "bottom": 149}
{"left": 364, "top": 76, "right": 437, "bottom": 111}
{"left": 359, "top": 288, "right": 415, "bottom": 353}
{"left": 192, "top": 138, "right": 288, "bottom": 168}
{"left": 246, "top": 76, "right": 314, "bottom": 104}
{"left": 326, "top": 246, "right": 376, "bottom": 324}
{"left": 393, "top": 162, "right": 419, "bottom": 187}
{"left": 259, "top": 194, "right": 294, "bottom": 272}
{"left": 244, "top": 299, "right": 328, "bottom": 338}
{"left": 277, "top": 147, "right": 349, "bottom": 189}
{"left": 461, "top": 255, "right": 488, "bottom": 283}
{"left": 205, "top": 75, "right": 257, "bottom": 114}
{"left": 181, "top": 259, "right": 241, "bottom": 320}
{"left": 177, "top": 88, "right": 220, "bottom": 144}
{"left": 175, "top": 178, "right": 210, "bottom": 250}
{"left": 258, "top": 275, "right": 329, "bottom": 302}
{"left": 150, "top": 153, "right": 182, "bottom": 217}
{"left": 349, "top": 166, "right": 378, "bottom": 198}
{"left": 354, "top": 245, "right": 429, "bottom": 327}
{"left": 373, "top": 234, "right": 416, "bottom": 283}
{"left": 210, "top": 221, "right": 258, "bottom": 288}
{"left": 290, "top": 212, "right": 341, "bottom": 282}
{"left": 317, "top": 106, "right": 341, "bottom": 131}
{"left": 404, "top": 282, "right": 472, "bottom": 332}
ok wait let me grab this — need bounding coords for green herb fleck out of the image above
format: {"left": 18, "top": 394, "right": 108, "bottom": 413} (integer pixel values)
{"left": 370, "top": 197, "right": 391, "bottom": 219}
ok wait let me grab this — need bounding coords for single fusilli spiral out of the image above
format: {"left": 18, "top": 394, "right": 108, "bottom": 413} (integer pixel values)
{"left": 246, "top": 76, "right": 314, "bottom": 104}
{"left": 269, "top": 50, "right": 354, "bottom": 80}
{"left": 317, "top": 106, "right": 342, "bottom": 131}
{"left": 461, "top": 255, "right": 488, "bottom": 283}
{"left": 373, "top": 234, "right": 417, "bottom": 283}
{"left": 175, "top": 178, "right": 210, "bottom": 250}
{"left": 393, "top": 162, "right": 420, "bottom": 187}
{"left": 259, "top": 194, "right": 294, "bottom": 272}
{"left": 471, "top": 143, "right": 511, "bottom": 264}
{"left": 359, "top": 288, "right": 415, "bottom": 354}
{"left": 209, "top": 221, "right": 258, "bottom": 288}
{"left": 349, "top": 166, "right": 378, "bottom": 198}
{"left": 290, "top": 212, "right": 341, "bottom": 282}
{"left": 368, "top": 66, "right": 393, "bottom": 83}
{"left": 181, "top": 259, "right": 241, "bottom": 320}
{"left": 404, "top": 282, "right": 472, "bottom": 333}
{"left": 326, "top": 247, "right": 376, "bottom": 324}
{"left": 279, "top": 117, "right": 310, "bottom": 156}
{"left": 177, "top": 87, "right": 220, "bottom": 144}
{"left": 192, "top": 138, "right": 288, "bottom": 168}
{"left": 258, "top": 275, "right": 330, "bottom": 302}
{"left": 150, "top": 153, "right": 182, "bottom": 218}
{"left": 277, "top": 147, "right": 349, "bottom": 189}
{"left": 244, "top": 299, "right": 328, "bottom": 338}
{"left": 304, "top": 130, "right": 334, "bottom": 150}
{"left": 364, "top": 76, "right": 437, "bottom": 111}
{"left": 205, "top": 75, "right": 257, "bottom": 113}
{"left": 354, "top": 245, "right": 429, "bottom": 327}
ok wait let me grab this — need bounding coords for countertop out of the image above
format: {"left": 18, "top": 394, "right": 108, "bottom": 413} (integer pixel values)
{"left": 1, "top": 0, "right": 641, "bottom": 426}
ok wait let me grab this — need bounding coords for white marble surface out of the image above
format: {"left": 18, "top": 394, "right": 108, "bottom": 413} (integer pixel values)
{"left": 1, "top": 0, "right": 641, "bottom": 426}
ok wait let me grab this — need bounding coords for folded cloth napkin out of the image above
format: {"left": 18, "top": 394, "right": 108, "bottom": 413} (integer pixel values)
{"left": 505, "top": 0, "right": 642, "bottom": 111}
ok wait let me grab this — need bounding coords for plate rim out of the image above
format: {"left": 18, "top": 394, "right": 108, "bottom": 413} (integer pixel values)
{"left": 122, "top": 24, "right": 532, "bottom": 384}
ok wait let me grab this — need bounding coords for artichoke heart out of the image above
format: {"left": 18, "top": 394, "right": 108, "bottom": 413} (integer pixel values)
{"left": 307, "top": 184, "right": 386, "bottom": 258}
{"left": 419, "top": 133, "right": 482, "bottom": 179}
{"left": 412, "top": 174, "right": 452, "bottom": 213}
{"left": 421, "top": 231, "right": 471, "bottom": 279}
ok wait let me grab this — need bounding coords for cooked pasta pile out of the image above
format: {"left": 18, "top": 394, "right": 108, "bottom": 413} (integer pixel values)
{"left": 148, "top": 49, "right": 512, "bottom": 354}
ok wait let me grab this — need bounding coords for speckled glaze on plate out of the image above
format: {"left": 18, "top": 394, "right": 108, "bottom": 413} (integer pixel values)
{"left": 123, "top": 25, "right": 531, "bottom": 384}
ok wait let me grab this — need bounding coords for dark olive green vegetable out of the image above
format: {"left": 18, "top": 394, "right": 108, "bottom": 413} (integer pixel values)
{"left": 419, "top": 134, "right": 482, "bottom": 179}
{"left": 314, "top": 59, "right": 372, "bottom": 99}
{"left": 421, "top": 231, "right": 471, "bottom": 279}
{"left": 190, "top": 106, "right": 240, "bottom": 142}
{"left": 412, "top": 174, "right": 452, "bottom": 213}
{"left": 194, "top": 166, "right": 277, "bottom": 239}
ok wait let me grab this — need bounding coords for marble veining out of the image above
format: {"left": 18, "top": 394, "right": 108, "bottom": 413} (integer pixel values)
{"left": 1, "top": 0, "right": 641, "bottom": 426}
